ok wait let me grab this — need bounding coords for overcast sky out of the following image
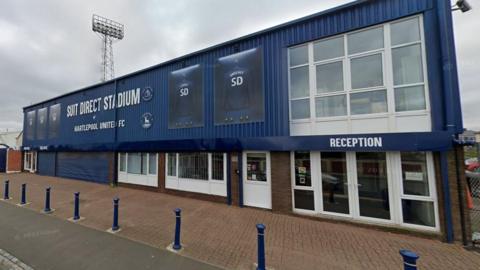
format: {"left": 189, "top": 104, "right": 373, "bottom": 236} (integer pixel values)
{"left": 0, "top": 0, "right": 478, "bottom": 132}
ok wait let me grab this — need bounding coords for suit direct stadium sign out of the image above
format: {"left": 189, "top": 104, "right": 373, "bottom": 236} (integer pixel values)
{"left": 66, "top": 88, "right": 141, "bottom": 118}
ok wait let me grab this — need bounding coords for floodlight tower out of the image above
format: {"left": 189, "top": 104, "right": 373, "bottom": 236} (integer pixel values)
{"left": 92, "top": 14, "right": 124, "bottom": 82}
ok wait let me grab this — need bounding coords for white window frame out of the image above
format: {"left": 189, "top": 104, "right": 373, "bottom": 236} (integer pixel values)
{"left": 290, "top": 151, "right": 439, "bottom": 232}
{"left": 288, "top": 15, "right": 431, "bottom": 134}
{"left": 393, "top": 152, "right": 440, "bottom": 231}
{"left": 117, "top": 152, "right": 158, "bottom": 187}
{"left": 23, "top": 151, "right": 37, "bottom": 173}
{"left": 165, "top": 152, "right": 227, "bottom": 197}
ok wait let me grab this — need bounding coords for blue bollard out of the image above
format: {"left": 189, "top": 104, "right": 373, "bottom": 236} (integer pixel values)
{"left": 3, "top": 180, "right": 9, "bottom": 200}
{"left": 256, "top": 224, "right": 266, "bottom": 270}
{"left": 73, "top": 192, "right": 80, "bottom": 220}
{"left": 112, "top": 197, "right": 119, "bottom": 231}
{"left": 173, "top": 208, "right": 182, "bottom": 250}
{"left": 20, "top": 184, "right": 26, "bottom": 205}
{"left": 44, "top": 187, "right": 52, "bottom": 212}
{"left": 400, "top": 250, "right": 419, "bottom": 270}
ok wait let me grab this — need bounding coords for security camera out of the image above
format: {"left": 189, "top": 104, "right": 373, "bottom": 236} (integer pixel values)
{"left": 455, "top": 0, "right": 472, "bottom": 13}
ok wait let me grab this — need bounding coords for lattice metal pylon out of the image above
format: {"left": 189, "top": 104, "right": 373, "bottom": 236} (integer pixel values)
{"left": 102, "top": 35, "right": 115, "bottom": 81}
{"left": 92, "top": 14, "right": 124, "bottom": 82}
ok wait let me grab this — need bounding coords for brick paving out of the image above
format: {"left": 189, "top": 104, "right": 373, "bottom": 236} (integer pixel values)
{"left": 1, "top": 173, "right": 480, "bottom": 270}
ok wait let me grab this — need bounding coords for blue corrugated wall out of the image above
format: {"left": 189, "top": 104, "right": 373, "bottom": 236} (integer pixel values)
{"left": 37, "top": 152, "right": 56, "bottom": 176}
{"left": 56, "top": 152, "right": 110, "bottom": 184}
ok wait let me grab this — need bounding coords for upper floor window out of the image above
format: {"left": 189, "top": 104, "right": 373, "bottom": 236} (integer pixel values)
{"left": 288, "top": 16, "right": 427, "bottom": 121}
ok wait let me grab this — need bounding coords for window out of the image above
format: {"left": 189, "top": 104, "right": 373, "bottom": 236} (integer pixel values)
{"left": 119, "top": 153, "right": 126, "bottom": 172}
{"left": 315, "top": 95, "right": 347, "bottom": 117}
{"left": 246, "top": 153, "right": 267, "bottom": 182}
{"left": 391, "top": 17, "right": 420, "bottom": 46}
{"left": 211, "top": 153, "right": 224, "bottom": 181}
{"left": 392, "top": 45, "right": 423, "bottom": 85}
{"left": 120, "top": 153, "right": 157, "bottom": 176}
{"left": 400, "top": 152, "right": 435, "bottom": 227}
{"left": 391, "top": 17, "right": 426, "bottom": 112}
{"left": 167, "top": 152, "right": 226, "bottom": 181}
{"left": 294, "top": 151, "right": 311, "bottom": 186}
{"left": 149, "top": 154, "right": 157, "bottom": 175}
{"left": 314, "top": 37, "right": 344, "bottom": 61}
{"left": 167, "top": 153, "right": 177, "bottom": 176}
{"left": 350, "top": 90, "right": 387, "bottom": 115}
{"left": 289, "top": 45, "right": 310, "bottom": 120}
{"left": 347, "top": 27, "right": 384, "bottom": 54}
{"left": 291, "top": 99, "right": 310, "bottom": 119}
{"left": 395, "top": 86, "right": 426, "bottom": 112}
{"left": 289, "top": 45, "right": 308, "bottom": 66}
{"left": 179, "top": 152, "right": 208, "bottom": 180}
{"left": 350, "top": 54, "right": 383, "bottom": 89}
{"left": 316, "top": 62, "right": 343, "bottom": 93}
{"left": 288, "top": 15, "right": 428, "bottom": 122}
{"left": 127, "top": 153, "right": 144, "bottom": 174}
{"left": 401, "top": 152, "right": 429, "bottom": 196}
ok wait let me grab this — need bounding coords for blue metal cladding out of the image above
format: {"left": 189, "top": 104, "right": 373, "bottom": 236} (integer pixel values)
{"left": 22, "top": 0, "right": 463, "bottom": 151}
{"left": 37, "top": 152, "right": 56, "bottom": 176}
{"left": 56, "top": 152, "right": 110, "bottom": 183}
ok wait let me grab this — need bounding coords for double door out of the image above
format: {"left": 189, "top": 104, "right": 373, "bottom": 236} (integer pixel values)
{"left": 292, "top": 151, "right": 393, "bottom": 223}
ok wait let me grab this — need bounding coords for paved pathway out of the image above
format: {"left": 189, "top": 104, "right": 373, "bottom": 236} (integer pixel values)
{"left": 2, "top": 173, "right": 480, "bottom": 269}
{"left": 0, "top": 201, "right": 220, "bottom": 270}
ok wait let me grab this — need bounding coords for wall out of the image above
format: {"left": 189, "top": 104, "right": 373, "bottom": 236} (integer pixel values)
{"left": 6, "top": 149, "right": 21, "bottom": 173}
{"left": 271, "top": 152, "right": 292, "bottom": 214}
{"left": 435, "top": 146, "right": 471, "bottom": 243}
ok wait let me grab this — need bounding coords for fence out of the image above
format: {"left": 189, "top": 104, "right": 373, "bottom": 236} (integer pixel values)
{"left": 467, "top": 172, "right": 480, "bottom": 244}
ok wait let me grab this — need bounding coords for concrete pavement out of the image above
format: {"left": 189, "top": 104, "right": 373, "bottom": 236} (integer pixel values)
{"left": 0, "top": 201, "right": 221, "bottom": 270}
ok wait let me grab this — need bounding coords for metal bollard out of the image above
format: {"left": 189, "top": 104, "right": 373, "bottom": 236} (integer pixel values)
{"left": 73, "top": 192, "right": 80, "bottom": 220}
{"left": 112, "top": 197, "right": 119, "bottom": 231}
{"left": 3, "top": 180, "right": 9, "bottom": 200}
{"left": 256, "top": 224, "right": 266, "bottom": 270}
{"left": 400, "top": 250, "right": 419, "bottom": 270}
{"left": 44, "top": 187, "right": 52, "bottom": 212}
{"left": 172, "top": 208, "right": 182, "bottom": 250}
{"left": 20, "top": 184, "right": 26, "bottom": 205}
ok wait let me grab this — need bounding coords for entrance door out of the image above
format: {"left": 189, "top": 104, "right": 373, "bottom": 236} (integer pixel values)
{"left": 320, "top": 152, "right": 350, "bottom": 216}
{"left": 243, "top": 152, "right": 271, "bottom": 209}
{"left": 354, "top": 152, "right": 391, "bottom": 221}
{"left": 23, "top": 151, "right": 37, "bottom": 173}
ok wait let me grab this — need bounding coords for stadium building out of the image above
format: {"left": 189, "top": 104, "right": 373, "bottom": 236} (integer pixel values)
{"left": 22, "top": 0, "right": 470, "bottom": 243}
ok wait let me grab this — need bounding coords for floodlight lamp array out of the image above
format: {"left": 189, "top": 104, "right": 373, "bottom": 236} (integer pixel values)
{"left": 92, "top": 14, "right": 124, "bottom": 39}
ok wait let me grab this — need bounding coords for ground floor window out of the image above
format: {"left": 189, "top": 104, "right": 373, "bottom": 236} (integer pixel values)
{"left": 290, "top": 151, "right": 438, "bottom": 231}
{"left": 118, "top": 152, "right": 158, "bottom": 187}
{"left": 166, "top": 152, "right": 227, "bottom": 196}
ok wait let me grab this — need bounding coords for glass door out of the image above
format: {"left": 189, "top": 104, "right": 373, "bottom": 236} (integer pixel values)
{"left": 320, "top": 152, "right": 350, "bottom": 215}
{"left": 355, "top": 152, "right": 391, "bottom": 220}
{"left": 292, "top": 151, "right": 315, "bottom": 212}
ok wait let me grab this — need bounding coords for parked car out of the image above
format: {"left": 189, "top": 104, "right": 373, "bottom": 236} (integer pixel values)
{"left": 467, "top": 162, "right": 480, "bottom": 172}
{"left": 466, "top": 157, "right": 478, "bottom": 166}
